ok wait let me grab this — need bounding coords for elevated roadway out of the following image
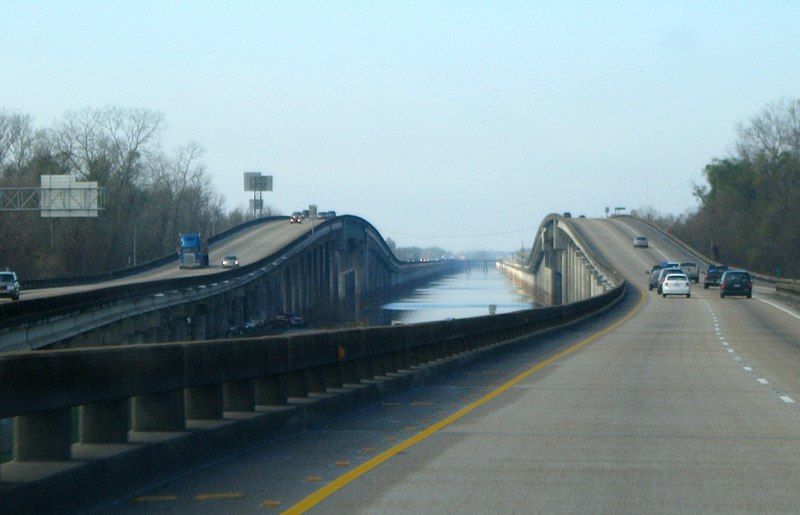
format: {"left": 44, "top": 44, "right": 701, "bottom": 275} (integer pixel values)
{"left": 7, "top": 218, "right": 313, "bottom": 301}
{"left": 106, "top": 217, "right": 800, "bottom": 513}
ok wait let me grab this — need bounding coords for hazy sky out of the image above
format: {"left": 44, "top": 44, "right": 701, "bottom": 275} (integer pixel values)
{"left": 2, "top": 1, "right": 799, "bottom": 251}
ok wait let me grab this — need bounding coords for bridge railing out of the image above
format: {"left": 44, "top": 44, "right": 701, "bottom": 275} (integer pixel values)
{"left": 18, "top": 216, "right": 289, "bottom": 290}
{"left": 1, "top": 283, "right": 624, "bottom": 475}
{"left": 0, "top": 216, "right": 445, "bottom": 332}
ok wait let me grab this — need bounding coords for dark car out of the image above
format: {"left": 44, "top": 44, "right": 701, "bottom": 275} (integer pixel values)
{"left": 0, "top": 271, "right": 20, "bottom": 300}
{"left": 269, "top": 312, "right": 305, "bottom": 329}
{"left": 703, "top": 265, "right": 729, "bottom": 289}
{"left": 719, "top": 270, "right": 752, "bottom": 299}
{"left": 650, "top": 267, "right": 682, "bottom": 292}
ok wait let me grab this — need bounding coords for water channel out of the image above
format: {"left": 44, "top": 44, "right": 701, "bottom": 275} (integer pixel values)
{"left": 365, "top": 263, "right": 536, "bottom": 326}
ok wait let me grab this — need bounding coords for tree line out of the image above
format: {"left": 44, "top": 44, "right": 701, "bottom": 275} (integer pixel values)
{"left": 0, "top": 107, "right": 274, "bottom": 280}
{"left": 637, "top": 98, "right": 800, "bottom": 277}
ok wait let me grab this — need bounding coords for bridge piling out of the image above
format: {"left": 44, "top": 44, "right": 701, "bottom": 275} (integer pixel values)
{"left": 131, "top": 391, "right": 185, "bottom": 431}
{"left": 13, "top": 409, "right": 71, "bottom": 461}
{"left": 79, "top": 399, "right": 129, "bottom": 443}
{"left": 223, "top": 380, "right": 255, "bottom": 412}
{"left": 255, "top": 374, "right": 288, "bottom": 406}
{"left": 185, "top": 385, "right": 224, "bottom": 420}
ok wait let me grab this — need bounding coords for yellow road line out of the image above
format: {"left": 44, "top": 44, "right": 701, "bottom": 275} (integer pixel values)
{"left": 194, "top": 492, "right": 244, "bottom": 501}
{"left": 132, "top": 495, "right": 177, "bottom": 503}
{"left": 283, "top": 286, "right": 644, "bottom": 514}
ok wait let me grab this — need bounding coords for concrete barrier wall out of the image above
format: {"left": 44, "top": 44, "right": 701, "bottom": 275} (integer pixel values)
{"left": 0, "top": 282, "right": 625, "bottom": 511}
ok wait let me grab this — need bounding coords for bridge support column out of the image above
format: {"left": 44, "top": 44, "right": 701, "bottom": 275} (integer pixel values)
{"left": 224, "top": 380, "right": 255, "bottom": 412}
{"left": 185, "top": 384, "right": 223, "bottom": 420}
{"left": 13, "top": 409, "right": 71, "bottom": 461}
{"left": 132, "top": 391, "right": 185, "bottom": 431}
{"left": 287, "top": 370, "right": 308, "bottom": 398}
{"left": 255, "top": 374, "right": 288, "bottom": 405}
{"left": 79, "top": 399, "right": 129, "bottom": 443}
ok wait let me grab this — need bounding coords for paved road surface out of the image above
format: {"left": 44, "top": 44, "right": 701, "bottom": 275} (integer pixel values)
{"left": 9, "top": 219, "right": 312, "bottom": 302}
{"left": 102, "top": 217, "right": 800, "bottom": 513}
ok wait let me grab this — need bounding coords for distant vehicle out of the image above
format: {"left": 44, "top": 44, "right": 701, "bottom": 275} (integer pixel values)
{"left": 0, "top": 271, "right": 20, "bottom": 301}
{"left": 633, "top": 236, "right": 648, "bottom": 248}
{"left": 703, "top": 265, "right": 729, "bottom": 289}
{"left": 655, "top": 267, "right": 683, "bottom": 294}
{"left": 222, "top": 255, "right": 239, "bottom": 268}
{"left": 679, "top": 262, "right": 700, "bottom": 283}
{"left": 578, "top": 214, "right": 586, "bottom": 218}
{"left": 661, "top": 273, "right": 691, "bottom": 298}
{"left": 270, "top": 312, "right": 305, "bottom": 329}
{"left": 563, "top": 212, "right": 572, "bottom": 218}
{"left": 178, "top": 233, "right": 209, "bottom": 269}
{"left": 290, "top": 212, "right": 302, "bottom": 223}
{"left": 719, "top": 270, "right": 752, "bottom": 298}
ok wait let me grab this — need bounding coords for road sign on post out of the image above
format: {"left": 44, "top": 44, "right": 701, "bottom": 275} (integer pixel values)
{"left": 243, "top": 172, "right": 273, "bottom": 219}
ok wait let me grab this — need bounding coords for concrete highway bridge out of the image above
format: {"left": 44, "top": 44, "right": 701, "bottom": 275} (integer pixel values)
{"left": 4, "top": 214, "right": 800, "bottom": 512}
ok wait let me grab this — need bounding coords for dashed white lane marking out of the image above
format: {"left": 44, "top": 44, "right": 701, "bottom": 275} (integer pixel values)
{"left": 781, "top": 396, "right": 795, "bottom": 404}
{"left": 743, "top": 366, "right": 752, "bottom": 371}
{"left": 757, "top": 378, "right": 769, "bottom": 385}
{"left": 726, "top": 348, "right": 734, "bottom": 353}
{"left": 722, "top": 342, "right": 729, "bottom": 346}
{"left": 757, "top": 298, "right": 800, "bottom": 322}
{"left": 734, "top": 357, "right": 742, "bottom": 362}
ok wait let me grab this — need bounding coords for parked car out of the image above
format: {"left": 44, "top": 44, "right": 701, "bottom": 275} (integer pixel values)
{"left": 656, "top": 267, "right": 684, "bottom": 294}
{"left": 661, "top": 273, "right": 691, "bottom": 298}
{"left": 703, "top": 265, "right": 729, "bottom": 289}
{"left": 563, "top": 212, "right": 571, "bottom": 218}
{"left": 222, "top": 255, "right": 239, "bottom": 268}
{"left": 0, "top": 271, "right": 20, "bottom": 301}
{"left": 290, "top": 212, "right": 302, "bottom": 223}
{"left": 633, "top": 236, "right": 648, "bottom": 248}
{"left": 269, "top": 312, "right": 305, "bottom": 329}
{"left": 719, "top": 270, "right": 752, "bottom": 298}
{"left": 679, "top": 262, "right": 700, "bottom": 283}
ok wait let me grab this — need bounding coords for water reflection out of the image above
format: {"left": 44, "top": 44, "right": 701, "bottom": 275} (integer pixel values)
{"left": 366, "top": 264, "right": 535, "bottom": 326}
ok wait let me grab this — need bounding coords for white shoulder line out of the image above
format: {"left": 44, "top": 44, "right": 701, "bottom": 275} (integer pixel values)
{"left": 757, "top": 298, "right": 800, "bottom": 322}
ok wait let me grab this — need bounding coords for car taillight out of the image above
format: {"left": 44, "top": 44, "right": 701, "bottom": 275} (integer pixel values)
{"left": 721, "top": 281, "right": 727, "bottom": 288}
{"left": 664, "top": 281, "right": 669, "bottom": 286}
{"left": 685, "top": 282, "right": 689, "bottom": 286}
{"left": 747, "top": 280, "right": 752, "bottom": 288}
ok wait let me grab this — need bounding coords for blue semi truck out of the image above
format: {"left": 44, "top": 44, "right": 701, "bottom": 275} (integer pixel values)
{"left": 178, "top": 233, "right": 209, "bottom": 269}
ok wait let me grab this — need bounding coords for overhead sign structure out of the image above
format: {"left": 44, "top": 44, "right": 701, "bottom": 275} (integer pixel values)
{"left": 243, "top": 172, "right": 273, "bottom": 219}
{"left": 244, "top": 173, "right": 273, "bottom": 192}
{"left": 40, "top": 175, "right": 101, "bottom": 217}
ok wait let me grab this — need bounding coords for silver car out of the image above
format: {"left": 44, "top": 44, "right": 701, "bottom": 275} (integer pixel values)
{"left": 661, "top": 273, "right": 691, "bottom": 298}
{"left": 0, "top": 271, "right": 20, "bottom": 301}
{"left": 222, "top": 255, "right": 239, "bottom": 268}
{"left": 633, "top": 236, "right": 648, "bottom": 248}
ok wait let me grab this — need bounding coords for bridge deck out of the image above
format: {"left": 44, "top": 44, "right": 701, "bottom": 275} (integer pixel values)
{"left": 99, "top": 217, "right": 800, "bottom": 513}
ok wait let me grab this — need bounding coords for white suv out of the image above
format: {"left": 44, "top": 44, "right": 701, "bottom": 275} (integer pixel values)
{"left": 0, "top": 271, "right": 20, "bottom": 301}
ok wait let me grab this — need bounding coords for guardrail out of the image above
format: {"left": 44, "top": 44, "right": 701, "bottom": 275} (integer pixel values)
{"left": 0, "top": 281, "right": 626, "bottom": 512}
{"left": 19, "top": 216, "right": 288, "bottom": 290}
